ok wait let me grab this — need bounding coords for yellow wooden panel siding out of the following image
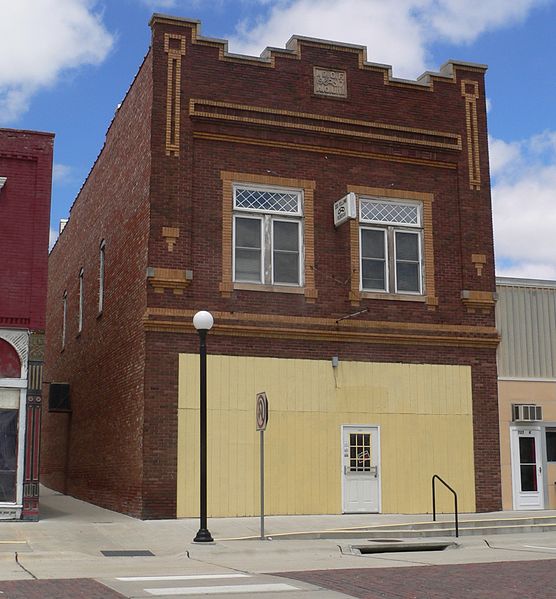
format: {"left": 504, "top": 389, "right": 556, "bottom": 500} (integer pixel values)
{"left": 177, "top": 355, "right": 475, "bottom": 517}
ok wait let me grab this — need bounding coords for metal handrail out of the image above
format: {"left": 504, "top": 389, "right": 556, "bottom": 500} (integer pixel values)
{"left": 432, "top": 474, "right": 459, "bottom": 538}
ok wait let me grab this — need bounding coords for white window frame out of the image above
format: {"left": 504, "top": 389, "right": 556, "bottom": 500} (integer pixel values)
{"left": 232, "top": 184, "right": 304, "bottom": 287}
{"left": 78, "top": 268, "right": 84, "bottom": 333}
{"left": 99, "top": 240, "right": 106, "bottom": 314}
{"left": 359, "top": 198, "right": 423, "bottom": 295}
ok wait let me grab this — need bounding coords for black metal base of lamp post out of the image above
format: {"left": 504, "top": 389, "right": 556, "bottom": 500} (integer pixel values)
{"left": 193, "top": 528, "right": 214, "bottom": 543}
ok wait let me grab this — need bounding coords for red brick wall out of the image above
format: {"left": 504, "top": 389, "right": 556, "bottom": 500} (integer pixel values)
{"left": 0, "top": 129, "right": 53, "bottom": 331}
{"left": 41, "top": 52, "right": 153, "bottom": 517}
{"left": 144, "top": 19, "right": 500, "bottom": 514}
{"left": 42, "top": 16, "right": 501, "bottom": 518}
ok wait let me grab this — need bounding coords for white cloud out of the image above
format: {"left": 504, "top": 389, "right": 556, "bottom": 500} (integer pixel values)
{"left": 490, "top": 131, "right": 556, "bottom": 279}
{"left": 53, "top": 163, "right": 73, "bottom": 184}
{"left": 228, "top": 0, "right": 547, "bottom": 79}
{"left": 0, "top": 0, "right": 114, "bottom": 124}
{"left": 49, "top": 227, "right": 59, "bottom": 252}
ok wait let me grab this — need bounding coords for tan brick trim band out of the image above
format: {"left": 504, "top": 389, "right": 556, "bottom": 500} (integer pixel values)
{"left": 461, "top": 80, "right": 481, "bottom": 190}
{"left": 164, "top": 34, "right": 186, "bottom": 157}
{"left": 193, "top": 132, "right": 457, "bottom": 170}
{"left": 143, "top": 308, "right": 500, "bottom": 348}
{"left": 190, "top": 99, "right": 462, "bottom": 151}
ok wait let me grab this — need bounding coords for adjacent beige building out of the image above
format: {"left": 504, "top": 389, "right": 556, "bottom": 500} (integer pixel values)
{"left": 497, "top": 277, "right": 556, "bottom": 510}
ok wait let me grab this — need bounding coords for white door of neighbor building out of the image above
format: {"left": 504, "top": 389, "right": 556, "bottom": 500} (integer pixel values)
{"left": 342, "top": 425, "right": 380, "bottom": 513}
{"left": 510, "top": 427, "right": 544, "bottom": 510}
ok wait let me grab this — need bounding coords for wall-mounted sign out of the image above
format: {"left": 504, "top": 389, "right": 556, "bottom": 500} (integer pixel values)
{"left": 314, "top": 67, "right": 347, "bottom": 98}
{"left": 334, "top": 192, "right": 357, "bottom": 227}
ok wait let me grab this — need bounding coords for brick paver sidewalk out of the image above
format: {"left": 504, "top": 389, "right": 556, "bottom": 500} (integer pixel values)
{"left": 0, "top": 578, "right": 125, "bottom": 599}
{"left": 277, "top": 559, "right": 556, "bottom": 598}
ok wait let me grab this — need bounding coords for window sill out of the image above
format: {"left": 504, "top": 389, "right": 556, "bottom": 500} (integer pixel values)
{"left": 360, "top": 291, "right": 427, "bottom": 302}
{"left": 233, "top": 282, "right": 305, "bottom": 295}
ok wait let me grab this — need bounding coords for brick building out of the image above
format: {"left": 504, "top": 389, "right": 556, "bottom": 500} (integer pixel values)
{"left": 0, "top": 128, "right": 53, "bottom": 520}
{"left": 42, "top": 14, "right": 501, "bottom": 519}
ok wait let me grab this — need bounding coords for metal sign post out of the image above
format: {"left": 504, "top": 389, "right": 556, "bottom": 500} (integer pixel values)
{"left": 256, "top": 392, "right": 269, "bottom": 540}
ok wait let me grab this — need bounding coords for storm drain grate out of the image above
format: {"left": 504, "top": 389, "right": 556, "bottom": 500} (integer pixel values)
{"left": 101, "top": 550, "right": 155, "bottom": 557}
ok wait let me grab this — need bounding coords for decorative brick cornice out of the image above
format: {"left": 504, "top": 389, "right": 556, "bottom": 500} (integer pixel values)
{"left": 190, "top": 99, "right": 462, "bottom": 151}
{"left": 147, "top": 267, "right": 192, "bottom": 294}
{"left": 150, "top": 14, "right": 486, "bottom": 91}
{"left": 461, "top": 290, "right": 497, "bottom": 313}
{"left": 142, "top": 307, "right": 499, "bottom": 349}
{"left": 162, "top": 226, "right": 180, "bottom": 252}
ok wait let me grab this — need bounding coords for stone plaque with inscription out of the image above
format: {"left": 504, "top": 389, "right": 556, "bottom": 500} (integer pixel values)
{"left": 314, "top": 67, "right": 347, "bottom": 98}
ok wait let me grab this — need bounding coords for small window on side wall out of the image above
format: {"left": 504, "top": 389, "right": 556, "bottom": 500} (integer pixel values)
{"left": 78, "top": 268, "right": 84, "bottom": 333}
{"left": 62, "top": 291, "right": 67, "bottom": 349}
{"left": 99, "top": 240, "right": 105, "bottom": 314}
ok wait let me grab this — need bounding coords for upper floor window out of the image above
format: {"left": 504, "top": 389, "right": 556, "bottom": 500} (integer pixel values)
{"left": 233, "top": 185, "right": 303, "bottom": 286}
{"left": 359, "top": 198, "right": 423, "bottom": 294}
{"left": 98, "top": 240, "right": 105, "bottom": 314}
{"left": 78, "top": 268, "right": 84, "bottom": 333}
{"left": 62, "top": 291, "right": 67, "bottom": 349}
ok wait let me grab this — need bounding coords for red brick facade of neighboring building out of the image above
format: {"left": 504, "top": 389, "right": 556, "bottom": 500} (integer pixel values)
{"left": 0, "top": 128, "right": 53, "bottom": 519}
{"left": 42, "top": 14, "right": 501, "bottom": 519}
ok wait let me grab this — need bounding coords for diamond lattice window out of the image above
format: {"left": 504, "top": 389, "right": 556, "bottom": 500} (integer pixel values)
{"left": 360, "top": 200, "right": 420, "bottom": 226}
{"left": 235, "top": 187, "right": 300, "bottom": 214}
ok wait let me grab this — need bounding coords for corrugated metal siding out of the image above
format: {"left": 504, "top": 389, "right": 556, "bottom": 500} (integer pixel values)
{"left": 496, "top": 281, "right": 556, "bottom": 379}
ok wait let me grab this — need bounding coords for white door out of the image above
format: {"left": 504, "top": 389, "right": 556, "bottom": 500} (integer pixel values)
{"left": 342, "top": 425, "right": 380, "bottom": 513}
{"left": 510, "top": 427, "right": 544, "bottom": 510}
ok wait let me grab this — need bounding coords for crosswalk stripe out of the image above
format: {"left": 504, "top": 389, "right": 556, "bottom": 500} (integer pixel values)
{"left": 116, "top": 574, "right": 250, "bottom": 582}
{"left": 145, "top": 583, "right": 299, "bottom": 595}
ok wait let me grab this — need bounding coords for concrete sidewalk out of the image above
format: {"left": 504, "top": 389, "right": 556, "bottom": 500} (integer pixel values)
{"left": 0, "top": 487, "right": 555, "bottom": 582}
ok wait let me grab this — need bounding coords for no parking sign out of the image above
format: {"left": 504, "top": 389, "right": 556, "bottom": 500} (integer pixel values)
{"left": 256, "top": 392, "right": 268, "bottom": 431}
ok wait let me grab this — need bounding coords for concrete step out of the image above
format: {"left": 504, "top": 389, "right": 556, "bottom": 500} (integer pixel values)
{"left": 262, "top": 515, "right": 556, "bottom": 540}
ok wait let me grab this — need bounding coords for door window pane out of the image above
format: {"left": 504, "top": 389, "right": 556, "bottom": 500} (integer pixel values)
{"left": 520, "top": 465, "right": 537, "bottom": 492}
{"left": 273, "top": 221, "right": 299, "bottom": 284}
{"left": 349, "top": 432, "right": 371, "bottom": 472}
{"left": 519, "top": 437, "right": 538, "bottom": 492}
{"left": 519, "top": 436, "right": 536, "bottom": 463}
{"left": 235, "top": 217, "right": 261, "bottom": 282}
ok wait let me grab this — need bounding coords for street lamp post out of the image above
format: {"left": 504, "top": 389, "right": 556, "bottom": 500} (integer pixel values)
{"left": 192, "top": 310, "right": 214, "bottom": 543}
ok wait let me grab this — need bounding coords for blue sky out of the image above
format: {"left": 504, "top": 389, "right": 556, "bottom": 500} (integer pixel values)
{"left": 2, "top": 0, "right": 555, "bottom": 278}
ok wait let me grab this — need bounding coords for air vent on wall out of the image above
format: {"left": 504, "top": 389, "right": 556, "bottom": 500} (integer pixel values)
{"left": 512, "top": 404, "right": 542, "bottom": 422}
{"left": 49, "top": 383, "right": 71, "bottom": 412}
{"left": 0, "top": 177, "right": 6, "bottom": 191}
